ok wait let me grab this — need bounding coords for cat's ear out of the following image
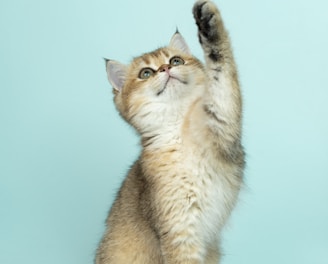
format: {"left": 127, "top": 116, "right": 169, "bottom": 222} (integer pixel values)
{"left": 105, "top": 59, "right": 128, "bottom": 92}
{"left": 169, "top": 31, "right": 191, "bottom": 55}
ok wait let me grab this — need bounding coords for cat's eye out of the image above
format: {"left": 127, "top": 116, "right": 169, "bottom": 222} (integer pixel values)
{"left": 139, "top": 68, "right": 155, "bottom": 79}
{"left": 170, "top": 56, "right": 185, "bottom": 66}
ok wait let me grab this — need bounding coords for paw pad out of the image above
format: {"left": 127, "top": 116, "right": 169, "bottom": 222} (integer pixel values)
{"left": 193, "top": 0, "right": 220, "bottom": 43}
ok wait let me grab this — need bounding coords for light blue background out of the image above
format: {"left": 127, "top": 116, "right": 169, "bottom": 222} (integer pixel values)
{"left": 1, "top": 0, "right": 327, "bottom": 263}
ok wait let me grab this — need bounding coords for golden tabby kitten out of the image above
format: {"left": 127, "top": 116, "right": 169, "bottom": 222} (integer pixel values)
{"left": 96, "top": 1, "right": 244, "bottom": 263}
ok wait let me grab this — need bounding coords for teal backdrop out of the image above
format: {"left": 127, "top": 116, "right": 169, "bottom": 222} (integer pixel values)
{"left": 1, "top": 0, "right": 327, "bottom": 263}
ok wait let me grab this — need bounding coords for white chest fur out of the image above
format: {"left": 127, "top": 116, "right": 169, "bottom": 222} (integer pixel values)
{"left": 181, "top": 145, "right": 239, "bottom": 241}
{"left": 143, "top": 138, "right": 241, "bottom": 248}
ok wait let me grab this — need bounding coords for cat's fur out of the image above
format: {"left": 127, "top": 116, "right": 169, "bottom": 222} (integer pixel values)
{"left": 96, "top": 1, "right": 244, "bottom": 263}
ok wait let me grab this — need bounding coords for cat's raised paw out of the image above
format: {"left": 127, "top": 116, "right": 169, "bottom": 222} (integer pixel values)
{"left": 193, "top": 0, "right": 221, "bottom": 43}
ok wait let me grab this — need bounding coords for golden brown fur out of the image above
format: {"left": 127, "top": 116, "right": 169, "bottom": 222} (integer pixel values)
{"left": 96, "top": 1, "right": 244, "bottom": 263}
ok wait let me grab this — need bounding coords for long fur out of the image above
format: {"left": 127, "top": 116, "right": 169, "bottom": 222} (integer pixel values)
{"left": 96, "top": 1, "right": 245, "bottom": 263}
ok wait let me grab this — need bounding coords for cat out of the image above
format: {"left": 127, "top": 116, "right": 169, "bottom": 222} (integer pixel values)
{"left": 95, "top": 0, "right": 245, "bottom": 263}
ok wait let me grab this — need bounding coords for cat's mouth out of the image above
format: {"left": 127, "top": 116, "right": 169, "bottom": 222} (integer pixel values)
{"left": 157, "top": 76, "right": 187, "bottom": 96}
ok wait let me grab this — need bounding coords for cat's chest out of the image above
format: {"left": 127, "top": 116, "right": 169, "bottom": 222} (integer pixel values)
{"left": 145, "top": 145, "right": 240, "bottom": 238}
{"left": 177, "top": 149, "right": 238, "bottom": 239}
{"left": 182, "top": 149, "right": 235, "bottom": 227}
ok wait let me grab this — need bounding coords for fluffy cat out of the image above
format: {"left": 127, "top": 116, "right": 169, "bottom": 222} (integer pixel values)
{"left": 96, "top": 1, "right": 245, "bottom": 263}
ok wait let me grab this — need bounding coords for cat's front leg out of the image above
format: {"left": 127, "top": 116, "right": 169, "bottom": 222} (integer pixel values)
{"left": 193, "top": 0, "right": 243, "bottom": 160}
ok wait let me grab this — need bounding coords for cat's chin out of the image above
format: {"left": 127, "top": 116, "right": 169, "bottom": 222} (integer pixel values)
{"left": 157, "top": 76, "right": 187, "bottom": 96}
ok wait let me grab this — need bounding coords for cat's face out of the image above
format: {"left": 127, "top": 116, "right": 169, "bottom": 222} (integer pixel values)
{"left": 106, "top": 33, "right": 206, "bottom": 133}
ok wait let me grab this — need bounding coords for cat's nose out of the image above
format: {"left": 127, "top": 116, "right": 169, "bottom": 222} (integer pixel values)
{"left": 158, "top": 64, "right": 172, "bottom": 73}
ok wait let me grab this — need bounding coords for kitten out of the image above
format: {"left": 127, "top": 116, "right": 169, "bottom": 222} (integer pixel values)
{"left": 96, "top": 1, "right": 245, "bottom": 263}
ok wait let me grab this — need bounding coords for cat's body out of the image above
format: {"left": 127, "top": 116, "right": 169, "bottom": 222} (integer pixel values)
{"left": 96, "top": 1, "right": 244, "bottom": 263}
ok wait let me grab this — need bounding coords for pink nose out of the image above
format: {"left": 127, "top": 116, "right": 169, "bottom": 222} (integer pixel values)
{"left": 158, "top": 64, "right": 172, "bottom": 73}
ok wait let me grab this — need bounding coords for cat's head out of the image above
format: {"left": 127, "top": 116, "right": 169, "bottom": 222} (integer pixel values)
{"left": 105, "top": 32, "right": 206, "bottom": 134}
